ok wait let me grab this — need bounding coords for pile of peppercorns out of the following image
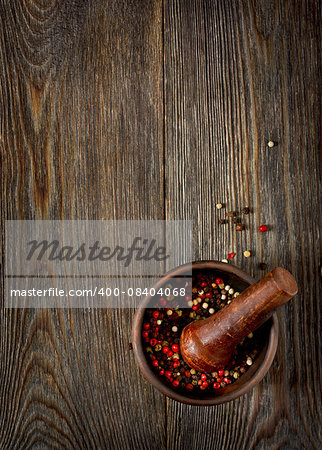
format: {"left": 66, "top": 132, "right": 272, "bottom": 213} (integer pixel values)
{"left": 142, "top": 272, "right": 262, "bottom": 394}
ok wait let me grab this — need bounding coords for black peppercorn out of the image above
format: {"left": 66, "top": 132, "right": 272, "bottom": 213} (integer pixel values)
{"left": 259, "top": 262, "right": 267, "bottom": 270}
{"left": 243, "top": 207, "right": 250, "bottom": 214}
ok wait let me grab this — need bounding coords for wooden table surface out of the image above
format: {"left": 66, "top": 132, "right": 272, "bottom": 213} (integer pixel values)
{"left": 1, "top": 1, "right": 320, "bottom": 449}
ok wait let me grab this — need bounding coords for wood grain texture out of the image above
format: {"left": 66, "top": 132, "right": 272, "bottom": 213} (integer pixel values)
{"left": 0, "top": 0, "right": 320, "bottom": 449}
{"left": 165, "top": 0, "right": 321, "bottom": 449}
{"left": 1, "top": 0, "right": 165, "bottom": 449}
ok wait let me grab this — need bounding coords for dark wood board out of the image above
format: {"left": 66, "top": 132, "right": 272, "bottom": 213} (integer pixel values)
{"left": 0, "top": 0, "right": 320, "bottom": 449}
{"left": 1, "top": 1, "right": 166, "bottom": 449}
{"left": 164, "top": 1, "right": 321, "bottom": 449}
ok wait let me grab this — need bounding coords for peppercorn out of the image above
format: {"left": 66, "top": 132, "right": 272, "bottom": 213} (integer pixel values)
{"left": 267, "top": 141, "right": 275, "bottom": 147}
{"left": 259, "top": 225, "right": 268, "bottom": 232}
{"left": 225, "top": 211, "right": 236, "bottom": 217}
{"left": 219, "top": 219, "right": 227, "bottom": 225}
{"left": 259, "top": 262, "right": 267, "bottom": 270}
{"left": 228, "top": 252, "right": 235, "bottom": 259}
{"left": 243, "top": 250, "right": 251, "bottom": 258}
{"left": 236, "top": 224, "right": 245, "bottom": 231}
{"left": 243, "top": 207, "right": 250, "bottom": 214}
{"left": 232, "top": 217, "right": 238, "bottom": 224}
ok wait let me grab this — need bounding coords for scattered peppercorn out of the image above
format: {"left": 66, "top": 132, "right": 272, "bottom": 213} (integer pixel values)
{"left": 243, "top": 250, "right": 251, "bottom": 258}
{"left": 236, "top": 224, "right": 245, "bottom": 231}
{"left": 128, "top": 342, "right": 133, "bottom": 350}
{"left": 216, "top": 203, "right": 223, "bottom": 209}
{"left": 232, "top": 217, "right": 238, "bottom": 224}
{"left": 243, "top": 207, "right": 250, "bottom": 215}
{"left": 221, "top": 259, "right": 229, "bottom": 263}
{"left": 259, "top": 225, "right": 268, "bottom": 232}
{"left": 259, "top": 262, "right": 267, "bottom": 270}
{"left": 228, "top": 253, "right": 235, "bottom": 259}
{"left": 225, "top": 211, "right": 236, "bottom": 217}
{"left": 267, "top": 141, "right": 275, "bottom": 147}
{"left": 219, "top": 219, "right": 227, "bottom": 225}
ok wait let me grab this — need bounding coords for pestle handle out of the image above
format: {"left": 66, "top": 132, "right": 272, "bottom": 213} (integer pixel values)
{"left": 180, "top": 267, "right": 298, "bottom": 373}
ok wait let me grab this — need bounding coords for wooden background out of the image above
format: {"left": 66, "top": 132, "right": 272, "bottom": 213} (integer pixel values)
{"left": 0, "top": 0, "right": 320, "bottom": 449}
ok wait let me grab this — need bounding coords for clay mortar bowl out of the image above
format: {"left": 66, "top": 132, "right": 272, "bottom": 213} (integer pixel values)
{"left": 132, "top": 261, "right": 278, "bottom": 406}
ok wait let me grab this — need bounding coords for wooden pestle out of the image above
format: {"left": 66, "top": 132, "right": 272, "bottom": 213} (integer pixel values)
{"left": 180, "top": 267, "right": 298, "bottom": 373}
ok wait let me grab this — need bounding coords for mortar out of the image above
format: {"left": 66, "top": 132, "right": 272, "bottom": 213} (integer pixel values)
{"left": 132, "top": 261, "right": 279, "bottom": 406}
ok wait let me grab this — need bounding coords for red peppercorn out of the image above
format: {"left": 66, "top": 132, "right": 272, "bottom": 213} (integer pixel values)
{"left": 202, "top": 381, "right": 209, "bottom": 388}
{"left": 172, "top": 344, "right": 179, "bottom": 353}
{"left": 205, "top": 292, "right": 212, "bottom": 298}
{"left": 154, "top": 327, "right": 159, "bottom": 334}
{"left": 186, "top": 383, "right": 193, "bottom": 391}
{"left": 142, "top": 331, "right": 149, "bottom": 338}
{"left": 259, "top": 225, "right": 268, "bottom": 232}
{"left": 213, "top": 382, "right": 220, "bottom": 389}
{"left": 201, "top": 373, "right": 207, "bottom": 381}
{"left": 218, "top": 369, "right": 224, "bottom": 377}
{"left": 224, "top": 377, "right": 230, "bottom": 384}
{"left": 200, "top": 281, "right": 207, "bottom": 287}
{"left": 192, "top": 305, "right": 198, "bottom": 311}
{"left": 152, "top": 311, "right": 159, "bottom": 318}
{"left": 169, "top": 377, "right": 173, "bottom": 382}
{"left": 150, "top": 338, "right": 157, "bottom": 346}
{"left": 165, "top": 371, "right": 172, "bottom": 378}
{"left": 185, "top": 370, "right": 191, "bottom": 378}
{"left": 160, "top": 369, "right": 164, "bottom": 375}
{"left": 173, "top": 380, "right": 179, "bottom": 387}
{"left": 143, "top": 323, "right": 150, "bottom": 330}
{"left": 167, "top": 351, "right": 173, "bottom": 357}
{"left": 198, "top": 380, "right": 202, "bottom": 386}
{"left": 173, "top": 361, "right": 180, "bottom": 368}
{"left": 152, "top": 360, "right": 159, "bottom": 367}
{"left": 228, "top": 252, "right": 235, "bottom": 259}
{"left": 215, "top": 278, "right": 223, "bottom": 285}
{"left": 144, "top": 337, "right": 149, "bottom": 342}
{"left": 162, "top": 346, "right": 170, "bottom": 354}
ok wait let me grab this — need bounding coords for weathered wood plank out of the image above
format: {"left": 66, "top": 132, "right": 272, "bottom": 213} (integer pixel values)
{"left": 0, "top": 1, "right": 165, "bottom": 448}
{"left": 164, "top": 0, "right": 321, "bottom": 448}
